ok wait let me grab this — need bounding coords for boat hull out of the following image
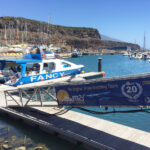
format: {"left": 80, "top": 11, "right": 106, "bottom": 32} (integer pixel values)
{"left": 11, "top": 67, "right": 84, "bottom": 86}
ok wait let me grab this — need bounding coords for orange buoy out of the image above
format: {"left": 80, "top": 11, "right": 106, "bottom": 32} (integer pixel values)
{"left": 41, "top": 53, "right": 46, "bottom": 59}
{"left": 11, "top": 76, "right": 17, "bottom": 83}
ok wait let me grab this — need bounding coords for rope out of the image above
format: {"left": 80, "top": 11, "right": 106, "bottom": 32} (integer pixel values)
{"left": 30, "top": 107, "right": 73, "bottom": 116}
{"left": 74, "top": 107, "right": 150, "bottom": 115}
{"left": 50, "top": 107, "right": 72, "bottom": 115}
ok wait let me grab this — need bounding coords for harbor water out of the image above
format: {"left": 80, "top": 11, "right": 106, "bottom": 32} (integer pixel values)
{"left": 67, "top": 54, "right": 150, "bottom": 132}
{"left": 0, "top": 54, "right": 150, "bottom": 149}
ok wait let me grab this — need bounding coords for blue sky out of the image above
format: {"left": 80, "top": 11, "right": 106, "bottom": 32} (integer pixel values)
{"left": 0, "top": 0, "right": 150, "bottom": 48}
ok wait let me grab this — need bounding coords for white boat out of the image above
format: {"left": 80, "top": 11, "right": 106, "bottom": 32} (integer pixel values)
{"left": 71, "top": 49, "right": 82, "bottom": 58}
{"left": 0, "top": 45, "right": 84, "bottom": 86}
{"left": 134, "top": 53, "right": 143, "bottom": 59}
{"left": 123, "top": 52, "right": 129, "bottom": 56}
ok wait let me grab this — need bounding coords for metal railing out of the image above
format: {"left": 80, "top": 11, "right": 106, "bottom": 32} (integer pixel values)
{"left": 4, "top": 85, "right": 58, "bottom": 107}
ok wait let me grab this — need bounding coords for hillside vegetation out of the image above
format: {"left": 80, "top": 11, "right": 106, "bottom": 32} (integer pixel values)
{"left": 0, "top": 17, "right": 140, "bottom": 51}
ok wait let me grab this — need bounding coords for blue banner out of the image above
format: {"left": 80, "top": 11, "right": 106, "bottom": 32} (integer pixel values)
{"left": 55, "top": 74, "right": 150, "bottom": 106}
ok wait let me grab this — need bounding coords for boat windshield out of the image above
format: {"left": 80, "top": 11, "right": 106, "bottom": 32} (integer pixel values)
{"left": 43, "top": 62, "right": 55, "bottom": 73}
{"left": 61, "top": 62, "right": 71, "bottom": 68}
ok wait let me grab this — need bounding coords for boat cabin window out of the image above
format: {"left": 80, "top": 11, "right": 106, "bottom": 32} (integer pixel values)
{"left": 26, "top": 63, "right": 40, "bottom": 76}
{"left": 36, "top": 48, "right": 41, "bottom": 54}
{"left": 43, "top": 48, "right": 47, "bottom": 53}
{"left": 4, "top": 62, "right": 18, "bottom": 69}
{"left": 61, "top": 62, "right": 71, "bottom": 68}
{"left": 43, "top": 62, "right": 55, "bottom": 73}
{"left": 0, "top": 62, "right": 22, "bottom": 77}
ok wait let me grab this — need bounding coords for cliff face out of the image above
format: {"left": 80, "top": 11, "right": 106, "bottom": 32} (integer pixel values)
{"left": 0, "top": 17, "right": 140, "bottom": 51}
{"left": 103, "top": 40, "right": 140, "bottom": 50}
{"left": 0, "top": 17, "right": 103, "bottom": 50}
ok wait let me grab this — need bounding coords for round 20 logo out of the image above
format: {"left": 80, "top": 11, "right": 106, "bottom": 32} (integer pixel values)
{"left": 121, "top": 82, "right": 143, "bottom": 102}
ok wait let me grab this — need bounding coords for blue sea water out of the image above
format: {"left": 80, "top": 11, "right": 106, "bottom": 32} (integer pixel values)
{"left": 67, "top": 54, "right": 150, "bottom": 77}
{"left": 67, "top": 54, "right": 150, "bottom": 132}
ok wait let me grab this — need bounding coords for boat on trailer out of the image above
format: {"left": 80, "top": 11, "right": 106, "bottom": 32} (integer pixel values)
{"left": 0, "top": 46, "right": 84, "bottom": 86}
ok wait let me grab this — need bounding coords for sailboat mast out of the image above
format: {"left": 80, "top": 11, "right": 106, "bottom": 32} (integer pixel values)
{"left": 25, "top": 22, "right": 28, "bottom": 43}
{"left": 143, "top": 32, "right": 146, "bottom": 50}
{"left": 48, "top": 15, "right": 50, "bottom": 45}
{"left": 21, "top": 23, "right": 24, "bottom": 44}
{"left": 9, "top": 22, "right": 11, "bottom": 44}
{"left": 16, "top": 19, "right": 19, "bottom": 44}
{"left": 4, "top": 24, "right": 7, "bottom": 45}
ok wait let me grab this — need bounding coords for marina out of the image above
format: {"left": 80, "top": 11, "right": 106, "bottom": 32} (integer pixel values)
{"left": 0, "top": 1, "right": 150, "bottom": 149}
{"left": 0, "top": 55, "right": 150, "bottom": 149}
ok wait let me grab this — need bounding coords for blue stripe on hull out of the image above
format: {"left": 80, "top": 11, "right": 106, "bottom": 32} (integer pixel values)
{"left": 11, "top": 67, "right": 84, "bottom": 86}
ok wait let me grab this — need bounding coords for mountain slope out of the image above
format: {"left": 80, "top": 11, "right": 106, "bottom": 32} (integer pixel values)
{"left": 0, "top": 17, "right": 140, "bottom": 50}
{"left": 101, "top": 34, "right": 122, "bottom": 42}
